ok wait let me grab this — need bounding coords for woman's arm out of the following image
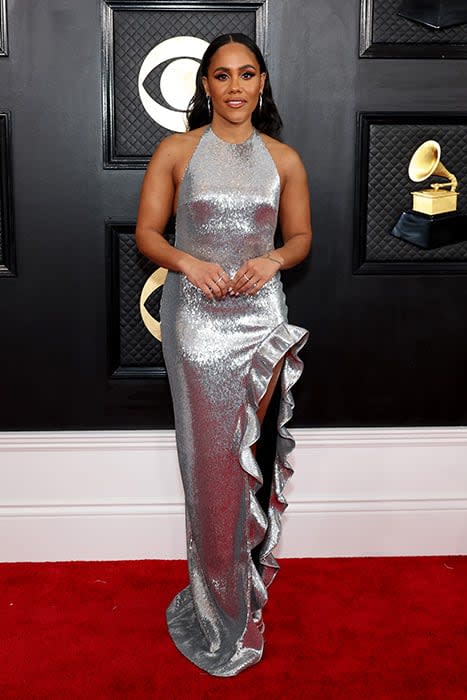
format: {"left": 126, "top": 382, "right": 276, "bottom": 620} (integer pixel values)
{"left": 231, "top": 145, "right": 312, "bottom": 295}
{"left": 273, "top": 147, "right": 312, "bottom": 268}
{"left": 135, "top": 136, "right": 189, "bottom": 271}
{"left": 135, "top": 135, "right": 229, "bottom": 300}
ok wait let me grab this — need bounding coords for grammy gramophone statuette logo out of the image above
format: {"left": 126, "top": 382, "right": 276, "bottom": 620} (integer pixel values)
{"left": 409, "top": 140, "right": 458, "bottom": 215}
{"left": 391, "top": 140, "right": 467, "bottom": 250}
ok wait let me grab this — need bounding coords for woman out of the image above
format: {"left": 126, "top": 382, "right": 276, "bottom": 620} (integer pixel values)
{"left": 136, "top": 33, "right": 312, "bottom": 676}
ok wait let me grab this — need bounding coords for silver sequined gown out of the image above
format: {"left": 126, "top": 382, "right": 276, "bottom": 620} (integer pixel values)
{"left": 160, "top": 124, "right": 308, "bottom": 677}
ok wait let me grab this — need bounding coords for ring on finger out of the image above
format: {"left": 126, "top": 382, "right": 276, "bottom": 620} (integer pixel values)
{"left": 215, "top": 276, "right": 223, "bottom": 284}
{"left": 243, "top": 273, "right": 251, "bottom": 281}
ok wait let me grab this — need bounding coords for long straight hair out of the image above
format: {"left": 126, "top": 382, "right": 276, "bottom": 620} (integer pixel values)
{"left": 186, "top": 33, "right": 283, "bottom": 140}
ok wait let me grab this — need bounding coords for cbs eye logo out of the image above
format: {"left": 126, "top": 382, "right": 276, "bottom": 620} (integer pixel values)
{"left": 138, "top": 36, "right": 209, "bottom": 132}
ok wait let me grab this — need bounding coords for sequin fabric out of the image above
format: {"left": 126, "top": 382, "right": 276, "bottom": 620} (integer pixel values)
{"left": 160, "top": 125, "right": 308, "bottom": 677}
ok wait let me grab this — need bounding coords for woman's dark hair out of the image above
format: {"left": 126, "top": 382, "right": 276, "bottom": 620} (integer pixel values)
{"left": 186, "top": 33, "right": 283, "bottom": 140}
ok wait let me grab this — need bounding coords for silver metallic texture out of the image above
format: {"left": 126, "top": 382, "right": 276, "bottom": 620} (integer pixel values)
{"left": 160, "top": 125, "right": 308, "bottom": 676}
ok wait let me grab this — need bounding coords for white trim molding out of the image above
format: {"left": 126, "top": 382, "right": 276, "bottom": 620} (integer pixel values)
{"left": 1, "top": 427, "right": 466, "bottom": 562}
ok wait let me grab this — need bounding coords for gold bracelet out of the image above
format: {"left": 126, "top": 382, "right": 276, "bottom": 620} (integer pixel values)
{"left": 261, "top": 252, "right": 282, "bottom": 267}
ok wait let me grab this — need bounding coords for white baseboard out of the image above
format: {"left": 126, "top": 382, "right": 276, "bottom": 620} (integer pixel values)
{"left": 1, "top": 428, "right": 466, "bottom": 562}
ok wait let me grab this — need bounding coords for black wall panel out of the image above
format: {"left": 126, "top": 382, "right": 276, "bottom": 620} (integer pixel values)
{"left": 1, "top": 0, "right": 467, "bottom": 429}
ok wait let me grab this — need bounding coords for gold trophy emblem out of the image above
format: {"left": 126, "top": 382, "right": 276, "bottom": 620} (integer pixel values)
{"left": 391, "top": 139, "right": 467, "bottom": 249}
{"left": 408, "top": 140, "right": 458, "bottom": 215}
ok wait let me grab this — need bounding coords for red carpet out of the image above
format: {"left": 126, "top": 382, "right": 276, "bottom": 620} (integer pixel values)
{"left": 0, "top": 557, "right": 465, "bottom": 699}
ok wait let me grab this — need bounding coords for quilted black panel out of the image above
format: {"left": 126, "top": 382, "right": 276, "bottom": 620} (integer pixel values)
{"left": 0, "top": 116, "right": 5, "bottom": 261}
{"left": 0, "top": 179, "right": 3, "bottom": 261}
{"left": 0, "top": 3, "right": 7, "bottom": 57}
{"left": 118, "top": 234, "right": 164, "bottom": 367}
{"left": 364, "top": 121, "right": 467, "bottom": 262}
{"left": 372, "top": 0, "right": 467, "bottom": 44}
{"left": 112, "top": 9, "right": 255, "bottom": 160}
{"left": 0, "top": 112, "right": 14, "bottom": 274}
{"left": 113, "top": 221, "right": 175, "bottom": 371}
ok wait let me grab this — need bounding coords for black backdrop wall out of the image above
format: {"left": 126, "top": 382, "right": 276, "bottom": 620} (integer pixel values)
{"left": 1, "top": 0, "right": 467, "bottom": 430}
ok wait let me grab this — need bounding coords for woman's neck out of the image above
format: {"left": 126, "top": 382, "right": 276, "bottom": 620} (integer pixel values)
{"left": 209, "top": 118, "right": 255, "bottom": 144}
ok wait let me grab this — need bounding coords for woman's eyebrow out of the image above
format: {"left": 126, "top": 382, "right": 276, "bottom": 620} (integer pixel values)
{"left": 213, "top": 64, "right": 257, "bottom": 72}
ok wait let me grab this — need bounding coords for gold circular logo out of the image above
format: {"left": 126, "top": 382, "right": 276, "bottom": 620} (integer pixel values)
{"left": 139, "top": 268, "right": 168, "bottom": 341}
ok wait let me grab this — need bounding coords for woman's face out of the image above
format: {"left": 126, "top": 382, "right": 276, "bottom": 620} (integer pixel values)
{"left": 202, "top": 42, "right": 266, "bottom": 125}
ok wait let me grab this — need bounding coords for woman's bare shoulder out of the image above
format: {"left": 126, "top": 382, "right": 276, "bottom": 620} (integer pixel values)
{"left": 259, "top": 133, "right": 306, "bottom": 186}
{"left": 261, "top": 133, "right": 303, "bottom": 167}
{"left": 153, "top": 128, "right": 206, "bottom": 158}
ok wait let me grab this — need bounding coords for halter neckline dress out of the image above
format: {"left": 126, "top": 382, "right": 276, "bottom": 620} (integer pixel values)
{"left": 160, "top": 123, "right": 308, "bottom": 676}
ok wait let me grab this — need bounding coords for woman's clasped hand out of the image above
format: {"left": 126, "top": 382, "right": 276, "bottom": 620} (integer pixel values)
{"left": 181, "top": 254, "right": 282, "bottom": 300}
